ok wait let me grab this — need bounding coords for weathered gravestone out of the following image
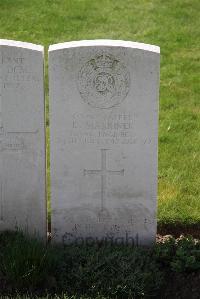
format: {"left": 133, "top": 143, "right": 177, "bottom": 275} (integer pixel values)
{"left": 0, "top": 40, "right": 46, "bottom": 238}
{"left": 49, "top": 40, "right": 160, "bottom": 245}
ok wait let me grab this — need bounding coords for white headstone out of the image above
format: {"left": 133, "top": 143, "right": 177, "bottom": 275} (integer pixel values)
{"left": 0, "top": 40, "right": 46, "bottom": 238}
{"left": 49, "top": 40, "right": 160, "bottom": 245}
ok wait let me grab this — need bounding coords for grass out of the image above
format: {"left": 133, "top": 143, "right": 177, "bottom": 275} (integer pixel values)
{"left": 0, "top": 0, "right": 199, "bottom": 226}
{"left": 0, "top": 296, "right": 106, "bottom": 299}
{"left": 0, "top": 298, "right": 93, "bottom": 299}
{"left": 0, "top": 231, "right": 200, "bottom": 298}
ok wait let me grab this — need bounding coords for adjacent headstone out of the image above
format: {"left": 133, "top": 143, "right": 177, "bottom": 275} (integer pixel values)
{"left": 0, "top": 40, "right": 46, "bottom": 238}
{"left": 49, "top": 40, "right": 160, "bottom": 245}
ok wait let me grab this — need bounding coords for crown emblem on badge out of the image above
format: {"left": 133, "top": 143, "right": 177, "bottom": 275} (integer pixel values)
{"left": 78, "top": 53, "right": 130, "bottom": 109}
{"left": 91, "top": 54, "right": 116, "bottom": 69}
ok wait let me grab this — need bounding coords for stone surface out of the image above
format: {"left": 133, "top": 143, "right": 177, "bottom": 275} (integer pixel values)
{"left": 49, "top": 40, "right": 160, "bottom": 245}
{"left": 0, "top": 40, "right": 46, "bottom": 238}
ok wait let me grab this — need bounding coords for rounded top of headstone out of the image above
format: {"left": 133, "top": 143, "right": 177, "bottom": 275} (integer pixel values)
{"left": 48, "top": 39, "right": 160, "bottom": 53}
{"left": 0, "top": 39, "right": 44, "bottom": 52}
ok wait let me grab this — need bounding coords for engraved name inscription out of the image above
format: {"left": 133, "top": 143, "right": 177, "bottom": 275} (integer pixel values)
{"left": 1, "top": 55, "right": 39, "bottom": 89}
{"left": 68, "top": 113, "right": 152, "bottom": 145}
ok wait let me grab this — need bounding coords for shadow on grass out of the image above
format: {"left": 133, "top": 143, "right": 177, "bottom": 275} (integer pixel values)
{"left": 0, "top": 231, "right": 200, "bottom": 298}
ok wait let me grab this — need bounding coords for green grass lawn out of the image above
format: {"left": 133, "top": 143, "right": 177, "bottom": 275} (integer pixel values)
{"left": 0, "top": 0, "right": 199, "bottom": 226}
{"left": 0, "top": 231, "right": 200, "bottom": 298}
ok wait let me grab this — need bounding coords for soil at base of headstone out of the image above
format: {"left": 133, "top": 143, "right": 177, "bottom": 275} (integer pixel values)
{"left": 158, "top": 223, "right": 200, "bottom": 239}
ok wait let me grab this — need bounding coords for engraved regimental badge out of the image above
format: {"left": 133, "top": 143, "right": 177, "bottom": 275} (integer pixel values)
{"left": 78, "top": 53, "right": 130, "bottom": 109}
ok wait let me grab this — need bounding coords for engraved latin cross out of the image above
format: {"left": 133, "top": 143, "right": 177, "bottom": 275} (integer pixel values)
{"left": 84, "top": 149, "right": 124, "bottom": 211}
{"left": 0, "top": 112, "right": 38, "bottom": 221}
